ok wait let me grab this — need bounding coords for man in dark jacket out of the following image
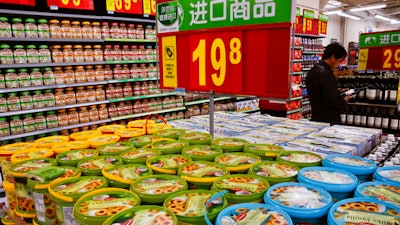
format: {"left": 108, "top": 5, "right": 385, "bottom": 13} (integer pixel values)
{"left": 306, "top": 42, "right": 352, "bottom": 125}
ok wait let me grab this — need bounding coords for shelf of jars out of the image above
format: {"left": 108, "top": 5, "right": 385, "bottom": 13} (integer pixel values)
{"left": 105, "top": 60, "right": 157, "bottom": 65}
{"left": 109, "top": 92, "right": 176, "bottom": 103}
{"left": 0, "top": 37, "right": 105, "bottom": 43}
{"left": 104, "top": 38, "right": 156, "bottom": 43}
{"left": 0, "top": 61, "right": 106, "bottom": 69}
{"left": 111, "top": 107, "right": 186, "bottom": 121}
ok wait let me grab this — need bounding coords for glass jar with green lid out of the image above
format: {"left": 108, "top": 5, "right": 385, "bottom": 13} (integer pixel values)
{"left": 10, "top": 115, "right": 23, "bottom": 135}
{"left": 30, "top": 68, "right": 43, "bottom": 86}
{"left": 23, "top": 114, "right": 35, "bottom": 133}
{"left": 5, "top": 69, "right": 18, "bottom": 88}
{"left": 24, "top": 18, "right": 38, "bottom": 38}
{"left": 20, "top": 91, "right": 33, "bottom": 110}
{"left": 24, "top": 136, "right": 35, "bottom": 143}
{"left": 44, "top": 89, "right": 55, "bottom": 107}
{"left": 0, "top": 93, "right": 7, "bottom": 113}
{"left": 32, "top": 90, "right": 45, "bottom": 109}
{"left": 26, "top": 45, "right": 39, "bottom": 64}
{"left": 0, "top": 17, "right": 12, "bottom": 38}
{"left": 18, "top": 68, "right": 31, "bottom": 87}
{"left": 35, "top": 112, "right": 47, "bottom": 130}
{"left": 43, "top": 67, "right": 55, "bottom": 85}
{"left": 7, "top": 92, "right": 20, "bottom": 112}
{"left": 46, "top": 111, "right": 58, "bottom": 129}
{"left": 11, "top": 18, "right": 25, "bottom": 37}
{"left": 13, "top": 44, "right": 27, "bottom": 64}
{"left": 0, "top": 44, "right": 14, "bottom": 64}
{"left": 37, "top": 19, "right": 50, "bottom": 38}
{"left": 38, "top": 45, "right": 51, "bottom": 63}
{"left": 0, "top": 69, "right": 4, "bottom": 88}
{"left": 0, "top": 117, "right": 10, "bottom": 137}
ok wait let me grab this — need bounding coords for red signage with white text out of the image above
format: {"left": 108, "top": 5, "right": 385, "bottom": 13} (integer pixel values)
{"left": 47, "top": 0, "right": 94, "bottom": 10}
{"left": 0, "top": 0, "right": 35, "bottom": 6}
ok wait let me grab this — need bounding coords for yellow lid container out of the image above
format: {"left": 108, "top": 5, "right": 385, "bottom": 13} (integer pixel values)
{"left": 0, "top": 142, "right": 36, "bottom": 156}
{"left": 51, "top": 141, "right": 90, "bottom": 154}
{"left": 146, "top": 124, "right": 172, "bottom": 134}
{"left": 114, "top": 128, "right": 146, "bottom": 138}
{"left": 87, "top": 135, "right": 120, "bottom": 148}
{"left": 11, "top": 148, "right": 54, "bottom": 164}
{"left": 97, "top": 124, "right": 126, "bottom": 134}
{"left": 127, "top": 119, "right": 155, "bottom": 128}
{"left": 70, "top": 130, "right": 102, "bottom": 141}
{"left": 35, "top": 136, "right": 70, "bottom": 148}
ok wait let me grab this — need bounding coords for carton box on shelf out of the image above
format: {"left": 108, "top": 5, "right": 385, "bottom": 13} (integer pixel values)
{"left": 330, "top": 125, "right": 382, "bottom": 148}
{"left": 244, "top": 114, "right": 286, "bottom": 125}
{"left": 234, "top": 99, "right": 259, "bottom": 112}
{"left": 281, "top": 137, "right": 358, "bottom": 156}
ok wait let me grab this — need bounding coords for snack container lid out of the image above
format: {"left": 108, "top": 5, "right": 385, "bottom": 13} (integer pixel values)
{"left": 214, "top": 152, "right": 261, "bottom": 172}
{"left": 244, "top": 143, "right": 284, "bottom": 157}
{"left": 97, "top": 124, "right": 126, "bottom": 134}
{"left": 114, "top": 128, "right": 146, "bottom": 138}
{"left": 130, "top": 174, "right": 188, "bottom": 201}
{"left": 297, "top": 166, "right": 359, "bottom": 192}
{"left": 355, "top": 181, "right": 400, "bottom": 206}
{"left": 181, "top": 145, "right": 222, "bottom": 161}
{"left": 146, "top": 154, "right": 192, "bottom": 174}
{"left": 34, "top": 136, "right": 70, "bottom": 148}
{"left": 102, "top": 164, "right": 153, "bottom": 185}
{"left": 97, "top": 142, "right": 135, "bottom": 156}
{"left": 11, "top": 148, "right": 54, "bottom": 164}
{"left": 73, "top": 188, "right": 141, "bottom": 225}
{"left": 277, "top": 151, "right": 322, "bottom": 166}
{"left": 328, "top": 197, "right": 400, "bottom": 225}
{"left": 151, "top": 138, "right": 189, "bottom": 154}
{"left": 70, "top": 130, "right": 102, "bottom": 141}
{"left": 178, "top": 161, "right": 229, "bottom": 185}
{"left": 128, "top": 135, "right": 157, "bottom": 148}
{"left": 154, "top": 128, "right": 186, "bottom": 139}
{"left": 146, "top": 124, "right": 172, "bottom": 134}
{"left": 87, "top": 135, "right": 121, "bottom": 148}
{"left": 2, "top": 180, "right": 14, "bottom": 192}
{"left": 374, "top": 166, "right": 400, "bottom": 184}
{"left": 163, "top": 189, "right": 227, "bottom": 219}
{"left": 120, "top": 148, "right": 160, "bottom": 163}
{"left": 264, "top": 182, "right": 333, "bottom": 219}
{"left": 212, "top": 174, "right": 269, "bottom": 197}
{"left": 49, "top": 176, "right": 108, "bottom": 202}
{"left": 9, "top": 158, "right": 57, "bottom": 178}
{"left": 77, "top": 156, "right": 123, "bottom": 175}
{"left": 56, "top": 149, "right": 98, "bottom": 166}
{"left": 322, "top": 154, "right": 377, "bottom": 175}
{"left": 216, "top": 203, "right": 293, "bottom": 225}
{"left": 102, "top": 205, "right": 178, "bottom": 225}
{"left": 249, "top": 161, "right": 300, "bottom": 179}
{"left": 178, "top": 132, "right": 213, "bottom": 145}
{"left": 212, "top": 138, "right": 249, "bottom": 151}
{"left": 127, "top": 119, "right": 155, "bottom": 128}
{"left": 51, "top": 141, "right": 90, "bottom": 154}
{"left": 0, "top": 142, "right": 36, "bottom": 156}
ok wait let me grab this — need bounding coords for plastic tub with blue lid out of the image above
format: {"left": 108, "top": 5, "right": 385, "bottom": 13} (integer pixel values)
{"left": 374, "top": 166, "right": 400, "bottom": 185}
{"left": 328, "top": 197, "right": 400, "bottom": 225}
{"left": 264, "top": 182, "right": 333, "bottom": 225}
{"left": 322, "top": 154, "right": 377, "bottom": 182}
{"left": 297, "top": 166, "right": 359, "bottom": 202}
{"left": 355, "top": 181, "right": 400, "bottom": 206}
{"left": 216, "top": 203, "right": 293, "bottom": 225}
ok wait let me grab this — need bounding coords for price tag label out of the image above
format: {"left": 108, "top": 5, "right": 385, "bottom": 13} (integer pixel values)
{"left": 382, "top": 47, "right": 400, "bottom": 70}
{"left": 47, "top": 0, "right": 94, "bottom": 10}
{"left": 143, "top": 0, "right": 156, "bottom": 15}
{"left": 318, "top": 14, "right": 328, "bottom": 35}
{"left": 107, "top": 0, "right": 143, "bottom": 15}
{"left": 0, "top": 0, "right": 35, "bottom": 6}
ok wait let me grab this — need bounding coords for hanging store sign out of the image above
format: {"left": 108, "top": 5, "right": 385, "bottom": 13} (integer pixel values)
{"left": 358, "top": 30, "right": 400, "bottom": 71}
{"left": 0, "top": 0, "right": 35, "bottom": 6}
{"left": 143, "top": 0, "right": 156, "bottom": 15}
{"left": 157, "top": 0, "right": 294, "bottom": 99}
{"left": 295, "top": 7, "right": 303, "bottom": 34}
{"left": 303, "top": 9, "right": 318, "bottom": 35}
{"left": 47, "top": 0, "right": 94, "bottom": 10}
{"left": 106, "top": 0, "right": 144, "bottom": 15}
{"left": 318, "top": 14, "right": 328, "bottom": 35}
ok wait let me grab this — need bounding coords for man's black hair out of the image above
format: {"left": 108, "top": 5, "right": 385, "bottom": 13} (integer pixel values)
{"left": 321, "top": 42, "right": 347, "bottom": 60}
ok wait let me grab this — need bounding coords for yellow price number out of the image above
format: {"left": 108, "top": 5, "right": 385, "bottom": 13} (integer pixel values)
{"left": 115, "top": 0, "right": 136, "bottom": 11}
{"left": 192, "top": 37, "right": 242, "bottom": 87}
{"left": 383, "top": 48, "right": 400, "bottom": 69}
{"left": 306, "top": 19, "right": 312, "bottom": 32}
{"left": 151, "top": 0, "right": 156, "bottom": 13}
{"left": 61, "top": 0, "right": 80, "bottom": 6}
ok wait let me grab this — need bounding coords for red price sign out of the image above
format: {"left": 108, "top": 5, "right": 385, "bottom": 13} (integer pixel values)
{"left": 318, "top": 20, "right": 327, "bottom": 35}
{"left": 143, "top": 0, "right": 156, "bottom": 15}
{"left": 189, "top": 32, "right": 243, "bottom": 92}
{"left": 0, "top": 0, "right": 35, "bottom": 6}
{"left": 47, "top": 0, "right": 94, "bottom": 10}
{"left": 109, "top": 0, "right": 143, "bottom": 15}
{"left": 295, "top": 15, "right": 303, "bottom": 34}
{"left": 382, "top": 47, "right": 400, "bottom": 70}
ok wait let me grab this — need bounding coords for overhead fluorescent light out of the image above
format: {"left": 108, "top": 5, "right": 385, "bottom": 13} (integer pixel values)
{"left": 324, "top": 10, "right": 342, "bottom": 15}
{"left": 390, "top": 20, "right": 400, "bottom": 24}
{"left": 375, "top": 15, "right": 391, "bottom": 21}
{"left": 338, "top": 12, "right": 361, "bottom": 20}
{"left": 350, "top": 4, "right": 386, "bottom": 12}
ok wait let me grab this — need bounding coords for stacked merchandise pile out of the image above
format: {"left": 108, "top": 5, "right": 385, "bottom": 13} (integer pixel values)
{"left": 0, "top": 112, "right": 398, "bottom": 225}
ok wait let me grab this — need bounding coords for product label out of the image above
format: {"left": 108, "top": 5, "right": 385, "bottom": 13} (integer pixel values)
{"left": 344, "top": 210, "right": 395, "bottom": 225}
{"left": 186, "top": 149, "right": 214, "bottom": 156}
{"left": 219, "top": 156, "right": 256, "bottom": 165}
{"left": 62, "top": 206, "right": 79, "bottom": 225}
{"left": 86, "top": 197, "right": 133, "bottom": 209}
{"left": 55, "top": 178, "right": 103, "bottom": 194}
{"left": 235, "top": 210, "right": 270, "bottom": 225}
{"left": 157, "top": 157, "right": 178, "bottom": 168}
{"left": 219, "top": 181, "right": 259, "bottom": 193}
{"left": 181, "top": 133, "right": 208, "bottom": 140}
{"left": 125, "top": 150, "right": 156, "bottom": 159}
{"left": 303, "top": 170, "right": 353, "bottom": 184}
{"left": 130, "top": 210, "right": 173, "bottom": 225}
{"left": 330, "top": 157, "right": 372, "bottom": 166}
{"left": 179, "top": 195, "right": 209, "bottom": 216}
{"left": 91, "top": 159, "right": 112, "bottom": 168}
{"left": 12, "top": 161, "right": 53, "bottom": 172}
{"left": 379, "top": 170, "right": 400, "bottom": 181}
{"left": 367, "top": 186, "right": 400, "bottom": 203}
{"left": 120, "top": 167, "right": 140, "bottom": 180}
{"left": 33, "top": 192, "right": 46, "bottom": 222}
{"left": 281, "top": 153, "right": 320, "bottom": 163}
{"left": 134, "top": 178, "right": 184, "bottom": 194}
{"left": 183, "top": 164, "right": 225, "bottom": 177}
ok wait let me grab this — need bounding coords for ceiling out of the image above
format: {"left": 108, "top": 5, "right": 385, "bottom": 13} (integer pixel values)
{"left": 321, "top": 0, "right": 400, "bottom": 25}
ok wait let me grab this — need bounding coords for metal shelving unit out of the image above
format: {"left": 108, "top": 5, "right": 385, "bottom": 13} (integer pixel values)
{"left": 109, "top": 92, "right": 176, "bottom": 103}
{"left": 104, "top": 38, "right": 156, "bottom": 43}
{"left": 0, "top": 37, "right": 104, "bottom": 43}
{"left": 0, "top": 61, "right": 106, "bottom": 69}
{"left": 111, "top": 107, "right": 186, "bottom": 121}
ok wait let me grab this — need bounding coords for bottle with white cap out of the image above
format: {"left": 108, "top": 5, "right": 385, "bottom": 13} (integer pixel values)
{"left": 390, "top": 157, "right": 400, "bottom": 165}
{"left": 385, "top": 161, "right": 394, "bottom": 166}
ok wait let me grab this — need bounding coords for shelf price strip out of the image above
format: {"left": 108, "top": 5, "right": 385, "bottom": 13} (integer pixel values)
{"left": 106, "top": 0, "right": 144, "bottom": 15}
{"left": 157, "top": 0, "right": 295, "bottom": 99}
{"left": 47, "top": 0, "right": 94, "bottom": 10}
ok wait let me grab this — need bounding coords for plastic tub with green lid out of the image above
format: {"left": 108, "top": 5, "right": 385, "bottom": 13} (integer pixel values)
{"left": 120, "top": 148, "right": 161, "bottom": 164}
{"left": 97, "top": 142, "right": 135, "bottom": 156}
{"left": 212, "top": 137, "right": 249, "bottom": 152}
{"left": 181, "top": 145, "right": 222, "bottom": 161}
{"left": 48, "top": 176, "right": 108, "bottom": 225}
{"left": 102, "top": 164, "right": 153, "bottom": 188}
{"left": 146, "top": 154, "right": 191, "bottom": 174}
{"left": 154, "top": 128, "right": 186, "bottom": 139}
{"left": 151, "top": 138, "right": 189, "bottom": 154}
{"left": 56, "top": 149, "right": 98, "bottom": 167}
{"left": 128, "top": 135, "right": 158, "bottom": 148}
{"left": 277, "top": 150, "right": 322, "bottom": 168}
{"left": 177, "top": 161, "right": 229, "bottom": 188}
{"left": 244, "top": 143, "right": 285, "bottom": 161}
{"left": 249, "top": 161, "right": 300, "bottom": 185}
{"left": 102, "top": 205, "right": 178, "bottom": 225}
{"left": 73, "top": 188, "right": 140, "bottom": 225}
{"left": 130, "top": 174, "right": 188, "bottom": 204}
{"left": 163, "top": 189, "right": 227, "bottom": 225}
{"left": 211, "top": 174, "right": 270, "bottom": 204}
{"left": 178, "top": 132, "right": 213, "bottom": 145}
{"left": 214, "top": 152, "right": 261, "bottom": 173}
{"left": 77, "top": 155, "right": 123, "bottom": 176}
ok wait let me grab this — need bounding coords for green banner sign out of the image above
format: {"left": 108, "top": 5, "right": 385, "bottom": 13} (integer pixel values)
{"left": 303, "top": 9, "right": 314, "bottom": 19}
{"left": 157, "top": 0, "right": 294, "bottom": 33}
{"left": 359, "top": 30, "right": 400, "bottom": 48}
{"left": 296, "top": 7, "right": 300, "bottom": 16}
{"left": 319, "top": 14, "right": 328, "bottom": 22}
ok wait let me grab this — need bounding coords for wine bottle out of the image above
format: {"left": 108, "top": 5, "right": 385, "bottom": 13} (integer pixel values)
{"left": 346, "top": 109, "right": 354, "bottom": 126}
{"left": 382, "top": 108, "right": 390, "bottom": 130}
{"left": 354, "top": 106, "right": 361, "bottom": 126}
{"left": 366, "top": 76, "right": 376, "bottom": 103}
{"left": 340, "top": 110, "right": 347, "bottom": 125}
{"left": 390, "top": 112, "right": 399, "bottom": 133}
{"left": 389, "top": 76, "right": 399, "bottom": 105}
{"left": 360, "top": 107, "right": 368, "bottom": 127}
{"left": 374, "top": 107, "right": 382, "bottom": 129}
{"left": 366, "top": 106, "right": 375, "bottom": 128}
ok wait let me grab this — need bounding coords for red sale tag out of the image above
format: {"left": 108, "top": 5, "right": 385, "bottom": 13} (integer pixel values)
{"left": 112, "top": 0, "right": 144, "bottom": 15}
{"left": 382, "top": 47, "right": 400, "bottom": 70}
{"left": 47, "top": 0, "right": 94, "bottom": 10}
{"left": 0, "top": 0, "right": 35, "bottom": 6}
